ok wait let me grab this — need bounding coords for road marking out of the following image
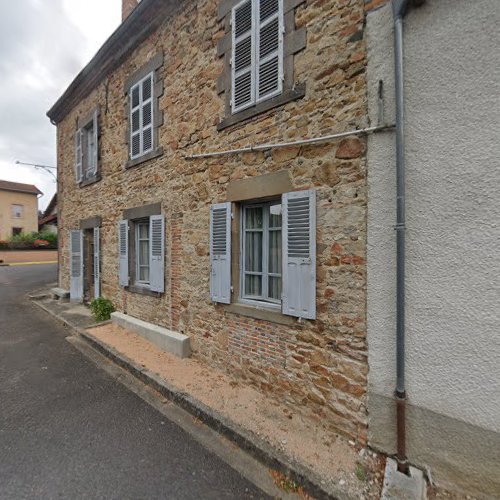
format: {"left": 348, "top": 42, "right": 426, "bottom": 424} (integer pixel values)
{"left": 6, "top": 261, "right": 58, "bottom": 267}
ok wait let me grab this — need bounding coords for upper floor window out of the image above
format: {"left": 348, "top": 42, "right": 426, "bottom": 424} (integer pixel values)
{"left": 216, "top": 0, "right": 306, "bottom": 129}
{"left": 130, "top": 73, "right": 154, "bottom": 160}
{"left": 123, "top": 52, "right": 164, "bottom": 169}
{"left": 231, "top": 0, "right": 284, "bottom": 114}
{"left": 75, "top": 109, "right": 99, "bottom": 186}
{"left": 12, "top": 204, "right": 24, "bottom": 218}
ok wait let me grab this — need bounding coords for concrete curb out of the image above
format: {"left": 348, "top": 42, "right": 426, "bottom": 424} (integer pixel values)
{"left": 32, "top": 297, "right": 348, "bottom": 500}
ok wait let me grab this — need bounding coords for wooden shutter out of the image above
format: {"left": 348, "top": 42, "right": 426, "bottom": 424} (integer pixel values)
{"left": 231, "top": 0, "right": 255, "bottom": 113}
{"left": 70, "top": 229, "right": 83, "bottom": 302}
{"left": 75, "top": 129, "right": 83, "bottom": 183}
{"left": 256, "top": 0, "right": 283, "bottom": 102}
{"left": 118, "top": 220, "right": 129, "bottom": 287}
{"left": 93, "top": 227, "right": 100, "bottom": 298}
{"left": 130, "top": 83, "right": 141, "bottom": 159}
{"left": 210, "top": 202, "right": 231, "bottom": 304}
{"left": 91, "top": 110, "right": 99, "bottom": 176}
{"left": 141, "top": 74, "right": 154, "bottom": 154}
{"left": 282, "top": 189, "right": 316, "bottom": 319}
{"left": 149, "top": 214, "right": 165, "bottom": 293}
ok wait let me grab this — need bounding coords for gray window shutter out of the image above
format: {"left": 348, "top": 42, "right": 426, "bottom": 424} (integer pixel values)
{"left": 91, "top": 110, "right": 99, "bottom": 176}
{"left": 210, "top": 202, "right": 231, "bottom": 304}
{"left": 70, "top": 229, "right": 83, "bottom": 302}
{"left": 118, "top": 220, "right": 129, "bottom": 287}
{"left": 282, "top": 189, "right": 316, "bottom": 320}
{"left": 75, "top": 129, "right": 83, "bottom": 183}
{"left": 231, "top": 0, "right": 255, "bottom": 113}
{"left": 149, "top": 214, "right": 165, "bottom": 293}
{"left": 93, "top": 227, "right": 100, "bottom": 298}
{"left": 256, "top": 0, "right": 283, "bottom": 102}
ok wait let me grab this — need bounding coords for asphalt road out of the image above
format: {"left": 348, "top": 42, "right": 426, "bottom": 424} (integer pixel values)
{"left": 0, "top": 265, "right": 268, "bottom": 499}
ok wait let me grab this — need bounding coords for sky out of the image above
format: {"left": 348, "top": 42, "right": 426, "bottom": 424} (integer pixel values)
{"left": 0, "top": 0, "right": 121, "bottom": 211}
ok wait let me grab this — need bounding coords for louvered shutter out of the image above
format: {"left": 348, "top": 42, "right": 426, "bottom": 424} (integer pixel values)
{"left": 118, "top": 220, "right": 129, "bottom": 287}
{"left": 70, "top": 230, "right": 83, "bottom": 302}
{"left": 130, "top": 83, "right": 141, "bottom": 159}
{"left": 93, "top": 227, "right": 100, "bottom": 298}
{"left": 149, "top": 214, "right": 165, "bottom": 293}
{"left": 91, "top": 110, "right": 99, "bottom": 176}
{"left": 210, "top": 202, "right": 231, "bottom": 303}
{"left": 256, "top": 0, "right": 283, "bottom": 102}
{"left": 231, "top": 0, "right": 255, "bottom": 113}
{"left": 75, "top": 129, "right": 83, "bottom": 183}
{"left": 282, "top": 189, "right": 316, "bottom": 319}
{"left": 141, "top": 74, "right": 153, "bottom": 154}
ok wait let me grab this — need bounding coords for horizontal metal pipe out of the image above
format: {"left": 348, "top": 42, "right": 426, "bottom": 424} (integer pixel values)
{"left": 185, "top": 124, "right": 394, "bottom": 159}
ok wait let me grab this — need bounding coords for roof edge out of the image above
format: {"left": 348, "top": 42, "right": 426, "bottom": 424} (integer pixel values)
{"left": 47, "top": 0, "right": 173, "bottom": 124}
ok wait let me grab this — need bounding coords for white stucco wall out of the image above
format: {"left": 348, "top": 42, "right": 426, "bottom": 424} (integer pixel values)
{"left": 366, "top": 0, "right": 500, "bottom": 493}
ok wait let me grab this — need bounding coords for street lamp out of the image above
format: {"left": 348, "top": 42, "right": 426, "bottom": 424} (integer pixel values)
{"left": 15, "top": 160, "right": 57, "bottom": 182}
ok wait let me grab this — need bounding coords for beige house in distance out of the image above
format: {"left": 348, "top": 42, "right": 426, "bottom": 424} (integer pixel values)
{"left": 0, "top": 180, "right": 42, "bottom": 240}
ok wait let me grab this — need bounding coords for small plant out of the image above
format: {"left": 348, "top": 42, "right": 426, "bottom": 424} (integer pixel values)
{"left": 355, "top": 462, "right": 368, "bottom": 482}
{"left": 89, "top": 297, "right": 115, "bottom": 321}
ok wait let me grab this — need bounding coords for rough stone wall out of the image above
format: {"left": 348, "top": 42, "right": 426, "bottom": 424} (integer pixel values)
{"left": 56, "top": 0, "right": 378, "bottom": 442}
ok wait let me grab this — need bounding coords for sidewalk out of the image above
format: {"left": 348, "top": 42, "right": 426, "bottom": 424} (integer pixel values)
{"left": 0, "top": 250, "right": 57, "bottom": 265}
{"left": 31, "top": 293, "right": 386, "bottom": 499}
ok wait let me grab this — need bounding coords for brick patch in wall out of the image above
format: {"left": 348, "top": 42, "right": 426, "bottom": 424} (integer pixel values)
{"left": 228, "top": 317, "right": 287, "bottom": 368}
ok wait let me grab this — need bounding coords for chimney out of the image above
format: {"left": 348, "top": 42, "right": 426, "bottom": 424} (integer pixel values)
{"left": 122, "top": 0, "right": 140, "bottom": 21}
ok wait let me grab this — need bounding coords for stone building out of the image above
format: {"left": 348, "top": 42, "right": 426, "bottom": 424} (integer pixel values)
{"left": 47, "top": 0, "right": 500, "bottom": 496}
{"left": 0, "top": 180, "right": 42, "bottom": 240}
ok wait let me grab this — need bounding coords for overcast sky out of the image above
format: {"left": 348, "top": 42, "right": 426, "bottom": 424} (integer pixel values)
{"left": 0, "top": 0, "right": 121, "bottom": 210}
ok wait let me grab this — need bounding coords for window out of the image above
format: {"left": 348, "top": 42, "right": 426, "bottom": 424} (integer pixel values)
{"left": 130, "top": 73, "right": 154, "bottom": 160}
{"left": 12, "top": 227, "right": 22, "bottom": 236}
{"left": 210, "top": 189, "right": 316, "bottom": 319}
{"left": 118, "top": 208, "right": 165, "bottom": 294}
{"left": 216, "top": 0, "right": 306, "bottom": 129}
{"left": 135, "top": 220, "right": 150, "bottom": 284}
{"left": 12, "top": 204, "right": 23, "bottom": 218}
{"left": 231, "top": 0, "right": 284, "bottom": 114}
{"left": 75, "top": 109, "right": 99, "bottom": 185}
{"left": 241, "top": 201, "right": 282, "bottom": 306}
{"left": 84, "top": 121, "right": 97, "bottom": 177}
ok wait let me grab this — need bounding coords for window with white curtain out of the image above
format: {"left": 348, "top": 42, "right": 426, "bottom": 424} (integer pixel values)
{"left": 135, "top": 220, "right": 150, "bottom": 284}
{"left": 241, "top": 200, "right": 282, "bottom": 305}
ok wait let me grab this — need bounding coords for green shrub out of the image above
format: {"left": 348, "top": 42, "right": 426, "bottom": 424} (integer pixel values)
{"left": 9, "top": 231, "right": 57, "bottom": 248}
{"left": 89, "top": 297, "right": 115, "bottom": 321}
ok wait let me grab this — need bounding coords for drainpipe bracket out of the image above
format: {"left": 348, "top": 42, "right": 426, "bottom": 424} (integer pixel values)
{"left": 393, "top": 223, "right": 406, "bottom": 231}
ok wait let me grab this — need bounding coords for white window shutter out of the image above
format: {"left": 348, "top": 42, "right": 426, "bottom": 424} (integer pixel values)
{"left": 210, "top": 202, "right": 232, "bottom": 304}
{"left": 231, "top": 0, "right": 255, "bottom": 113}
{"left": 118, "top": 220, "right": 129, "bottom": 287}
{"left": 70, "top": 229, "right": 83, "bottom": 302}
{"left": 91, "top": 110, "right": 99, "bottom": 176}
{"left": 149, "top": 214, "right": 165, "bottom": 293}
{"left": 75, "top": 129, "right": 83, "bottom": 183}
{"left": 282, "top": 189, "right": 316, "bottom": 320}
{"left": 256, "top": 0, "right": 283, "bottom": 102}
{"left": 93, "top": 227, "right": 100, "bottom": 298}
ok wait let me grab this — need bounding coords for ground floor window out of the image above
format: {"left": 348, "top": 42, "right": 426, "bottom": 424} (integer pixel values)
{"left": 135, "top": 220, "right": 150, "bottom": 284}
{"left": 12, "top": 227, "right": 22, "bottom": 236}
{"left": 241, "top": 200, "right": 282, "bottom": 305}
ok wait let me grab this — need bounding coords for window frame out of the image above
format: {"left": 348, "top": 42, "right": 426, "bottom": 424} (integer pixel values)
{"left": 230, "top": 0, "right": 284, "bottom": 115}
{"left": 12, "top": 204, "right": 24, "bottom": 219}
{"left": 239, "top": 198, "right": 282, "bottom": 309}
{"left": 217, "top": 0, "right": 306, "bottom": 130}
{"left": 83, "top": 120, "right": 96, "bottom": 178}
{"left": 129, "top": 72, "right": 154, "bottom": 161}
{"left": 133, "top": 218, "right": 151, "bottom": 287}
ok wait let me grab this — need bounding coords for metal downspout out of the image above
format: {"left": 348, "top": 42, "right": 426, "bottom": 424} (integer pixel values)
{"left": 393, "top": 0, "right": 410, "bottom": 474}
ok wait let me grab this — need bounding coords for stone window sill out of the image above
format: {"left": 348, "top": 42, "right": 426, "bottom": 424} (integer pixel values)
{"left": 223, "top": 302, "right": 300, "bottom": 327}
{"left": 79, "top": 173, "right": 101, "bottom": 188}
{"left": 125, "top": 147, "right": 163, "bottom": 170}
{"left": 217, "top": 84, "right": 306, "bottom": 131}
{"left": 126, "top": 284, "right": 161, "bottom": 298}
